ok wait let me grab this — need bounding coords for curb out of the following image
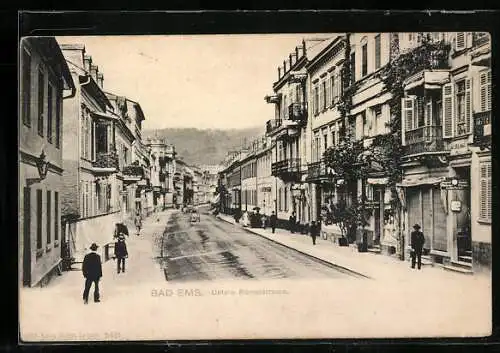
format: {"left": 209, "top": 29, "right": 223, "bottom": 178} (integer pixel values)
{"left": 216, "top": 215, "right": 371, "bottom": 280}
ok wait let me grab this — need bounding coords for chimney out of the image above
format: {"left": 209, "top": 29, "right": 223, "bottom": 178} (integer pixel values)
{"left": 295, "top": 46, "right": 299, "bottom": 59}
{"left": 84, "top": 55, "right": 92, "bottom": 73}
{"left": 278, "top": 67, "right": 281, "bottom": 79}
{"left": 90, "top": 65, "right": 98, "bottom": 83}
{"left": 289, "top": 53, "right": 293, "bottom": 67}
{"left": 283, "top": 60, "right": 287, "bottom": 73}
{"left": 97, "top": 73, "right": 104, "bottom": 89}
{"left": 302, "top": 39, "right": 307, "bottom": 57}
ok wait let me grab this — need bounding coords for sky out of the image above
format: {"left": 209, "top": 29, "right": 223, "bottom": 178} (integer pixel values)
{"left": 56, "top": 34, "right": 335, "bottom": 131}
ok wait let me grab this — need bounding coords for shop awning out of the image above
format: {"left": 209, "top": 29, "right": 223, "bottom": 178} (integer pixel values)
{"left": 367, "top": 177, "right": 389, "bottom": 185}
{"left": 396, "top": 176, "right": 446, "bottom": 188}
{"left": 403, "top": 70, "right": 450, "bottom": 92}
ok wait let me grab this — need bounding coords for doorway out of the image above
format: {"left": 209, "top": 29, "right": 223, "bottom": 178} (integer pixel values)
{"left": 454, "top": 167, "right": 472, "bottom": 260}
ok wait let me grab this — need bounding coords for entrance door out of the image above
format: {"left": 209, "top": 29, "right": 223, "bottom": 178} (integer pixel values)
{"left": 455, "top": 167, "right": 472, "bottom": 258}
{"left": 315, "top": 184, "right": 322, "bottom": 222}
{"left": 23, "top": 187, "right": 31, "bottom": 286}
{"left": 373, "top": 188, "right": 382, "bottom": 246}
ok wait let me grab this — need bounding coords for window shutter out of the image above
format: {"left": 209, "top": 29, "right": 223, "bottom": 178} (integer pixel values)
{"left": 479, "top": 70, "right": 492, "bottom": 112}
{"left": 465, "top": 78, "right": 472, "bottom": 134}
{"left": 401, "top": 97, "right": 414, "bottom": 145}
{"left": 442, "top": 83, "right": 455, "bottom": 138}
{"left": 455, "top": 32, "right": 466, "bottom": 51}
{"left": 480, "top": 162, "right": 492, "bottom": 221}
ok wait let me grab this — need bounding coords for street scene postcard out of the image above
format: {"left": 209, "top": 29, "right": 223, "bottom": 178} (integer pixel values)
{"left": 19, "top": 32, "right": 492, "bottom": 341}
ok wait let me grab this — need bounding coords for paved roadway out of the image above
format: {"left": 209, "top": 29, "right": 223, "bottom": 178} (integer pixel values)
{"left": 154, "top": 207, "right": 360, "bottom": 282}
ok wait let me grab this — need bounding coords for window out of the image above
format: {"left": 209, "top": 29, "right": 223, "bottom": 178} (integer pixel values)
{"left": 55, "top": 89, "right": 61, "bottom": 148}
{"left": 362, "top": 43, "right": 368, "bottom": 77}
{"left": 314, "top": 85, "right": 319, "bottom": 115}
{"left": 479, "top": 162, "right": 491, "bottom": 222}
{"left": 96, "top": 123, "right": 108, "bottom": 154}
{"left": 47, "top": 83, "right": 53, "bottom": 143}
{"left": 54, "top": 192, "right": 59, "bottom": 242}
{"left": 479, "top": 70, "right": 492, "bottom": 112}
{"left": 455, "top": 80, "right": 467, "bottom": 136}
{"left": 36, "top": 189, "right": 42, "bottom": 250}
{"left": 284, "top": 186, "right": 288, "bottom": 211}
{"left": 330, "top": 73, "right": 335, "bottom": 105}
{"left": 374, "top": 105, "right": 382, "bottom": 135}
{"left": 350, "top": 52, "right": 356, "bottom": 84}
{"left": 22, "top": 49, "right": 31, "bottom": 126}
{"left": 455, "top": 32, "right": 466, "bottom": 51}
{"left": 322, "top": 80, "right": 327, "bottom": 110}
{"left": 323, "top": 134, "right": 328, "bottom": 151}
{"left": 332, "top": 130, "right": 336, "bottom": 146}
{"left": 374, "top": 34, "right": 381, "bottom": 69}
{"left": 46, "top": 190, "right": 51, "bottom": 244}
{"left": 23, "top": 187, "right": 31, "bottom": 257}
{"left": 37, "top": 69, "right": 45, "bottom": 137}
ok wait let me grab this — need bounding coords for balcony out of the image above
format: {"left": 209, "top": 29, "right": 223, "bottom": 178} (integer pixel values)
{"left": 92, "top": 152, "right": 119, "bottom": 171}
{"left": 122, "top": 165, "right": 145, "bottom": 178}
{"left": 266, "top": 119, "right": 282, "bottom": 134}
{"left": 473, "top": 32, "right": 490, "bottom": 48}
{"left": 271, "top": 158, "right": 301, "bottom": 182}
{"left": 307, "top": 160, "right": 330, "bottom": 182}
{"left": 471, "top": 33, "right": 491, "bottom": 67}
{"left": 288, "top": 103, "right": 307, "bottom": 124}
{"left": 403, "top": 70, "right": 450, "bottom": 94}
{"left": 473, "top": 111, "right": 491, "bottom": 147}
{"left": 403, "top": 126, "right": 445, "bottom": 156}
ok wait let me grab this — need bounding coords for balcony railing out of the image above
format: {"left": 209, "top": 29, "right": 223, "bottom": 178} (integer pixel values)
{"left": 288, "top": 103, "right": 307, "bottom": 124}
{"left": 93, "top": 152, "right": 119, "bottom": 169}
{"left": 473, "top": 111, "right": 491, "bottom": 145}
{"left": 473, "top": 33, "right": 490, "bottom": 47}
{"left": 271, "top": 158, "right": 301, "bottom": 180}
{"left": 266, "top": 119, "right": 282, "bottom": 134}
{"left": 403, "top": 126, "right": 444, "bottom": 156}
{"left": 307, "top": 160, "right": 329, "bottom": 181}
{"left": 122, "top": 165, "right": 145, "bottom": 178}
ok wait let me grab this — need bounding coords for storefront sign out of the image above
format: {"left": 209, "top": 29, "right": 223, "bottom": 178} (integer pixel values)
{"left": 260, "top": 186, "right": 272, "bottom": 192}
{"left": 440, "top": 178, "right": 469, "bottom": 190}
{"left": 450, "top": 201, "right": 462, "bottom": 212}
{"left": 449, "top": 140, "right": 470, "bottom": 156}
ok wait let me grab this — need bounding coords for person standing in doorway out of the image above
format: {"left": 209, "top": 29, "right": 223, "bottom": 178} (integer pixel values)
{"left": 289, "top": 211, "right": 297, "bottom": 234}
{"left": 114, "top": 234, "right": 128, "bottom": 274}
{"left": 82, "top": 243, "right": 102, "bottom": 304}
{"left": 410, "top": 224, "right": 425, "bottom": 270}
{"left": 269, "top": 211, "right": 277, "bottom": 234}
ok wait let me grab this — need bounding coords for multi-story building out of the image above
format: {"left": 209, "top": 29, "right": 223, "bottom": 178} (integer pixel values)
{"left": 19, "top": 37, "right": 76, "bottom": 287}
{"left": 145, "top": 136, "right": 176, "bottom": 210}
{"left": 59, "top": 44, "right": 124, "bottom": 264}
{"left": 397, "top": 32, "right": 491, "bottom": 273}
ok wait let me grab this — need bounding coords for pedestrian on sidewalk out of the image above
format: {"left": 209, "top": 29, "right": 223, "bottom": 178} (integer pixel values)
{"left": 289, "top": 211, "right": 297, "bottom": 234}
{"left": 310, "top": 221, "right": 318, "bottom": 245}
{"left": 134, "top": 213, "right": 142, "bottom": 236}
{"left": 270, "top": 211, "right": 277, "bottom": 234}
{"left": 410, "top": 224, "right": 425, "bottom": 270}
{"left": 82, "top": 243, "right": 102, "bottom": 304}
{"left": 114, "top": 234, "right": 128, "bottom": 274}
{"left": 114, "top": 222, "right": 129, "bottom": 239}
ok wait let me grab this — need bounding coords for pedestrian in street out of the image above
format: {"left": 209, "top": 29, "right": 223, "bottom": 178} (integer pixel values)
{"left": 114, "top": 234, "right": 128, "bottom": 274}
{"left": 289, "top": 211, "right": 297, "bottom": 234}
{"left": 310, "top": 221, "right": 318, "bottom": 245}
{"left": 269, "top": 211, "right": 277, "bottom": 234}
{"left": 134, "top": 213, "right": 142, "bottom": 236}
{"left": 82, "top": 243, "right": 102, "bottom": 304}
{"left": 114, "top": 222, "right": 129, "bottom": 239}
{"left": 410, "top": 224, "right": 425, "bottom": 270}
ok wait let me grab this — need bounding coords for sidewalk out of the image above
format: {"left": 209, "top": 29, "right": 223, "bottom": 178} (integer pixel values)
{"left": 216, "top": 213, "right": 490, "bottom": 285}
{"left": 21, "top": 210, "right": 174, "bottom": 300}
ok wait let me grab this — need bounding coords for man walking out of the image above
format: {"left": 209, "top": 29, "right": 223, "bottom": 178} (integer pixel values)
{"left": 82, "top": 243, "right": 102, "bottom": 304}
{"left": 410, "top": 224, "right": 425, "bottom": 270}
{"left": 289, "top": 211, "right": 297, "bottom": 234}
{"left": 114, "top": 234, "right": 128, "bottom": 274}
{"left": 134, "top": 213, "right": 142, "bottom": 236}
{"left": 269, "top": 211, "right": 277, "bottom": 234}
{"left": 310, "top": 221, "right": 318, "bottom": 245}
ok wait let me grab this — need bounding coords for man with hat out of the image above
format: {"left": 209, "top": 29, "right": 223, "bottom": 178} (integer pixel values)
{"left": 114, "top": 234, "right": 128, "bottom": 274}
{"left": 82, "top": 243, "right": 102, "bottom": 304}
{"left": 410, "top": 224, "right": 425, "bottom": 270}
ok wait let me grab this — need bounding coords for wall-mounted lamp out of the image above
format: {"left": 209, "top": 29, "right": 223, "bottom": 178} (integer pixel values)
{"left": 451, "top": 178, "right": 459, "bottom": 187}
{"left": 27, "top": 150, "right": 50, "bottom": 186}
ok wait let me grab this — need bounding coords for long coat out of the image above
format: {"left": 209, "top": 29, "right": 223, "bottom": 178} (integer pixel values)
{"left": 411, "top": 230, "right": 425, "bottom": 251}
{"left": 114, "top": 241, "right": 128, "bottom": 258}
{"left": 82, "top": 252, "right": 102, "bottom": 280}
{"left": 269, "top": 215, "right": 277, "bottom": 227}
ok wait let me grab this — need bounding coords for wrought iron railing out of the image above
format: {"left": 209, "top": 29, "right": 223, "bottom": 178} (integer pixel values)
{"left": 93, "top": 152, "right": 119, "bottom": 169}
{"left": 266, "top": 119, "right": 282, "bottom": 134}
{"left": 404, "top": 125, "right": 444, "bottom": 156}
{"left": 288, "top": 102, "right": 307, "bottom": 123}
{"left": 271, "top": 158, "right": 301, "bottom": 176}
{"left": 307, "top": 160, "right": 328, "bottom": 180}
{"left": 473, "top": 111, "right": 491, "bottom": 145}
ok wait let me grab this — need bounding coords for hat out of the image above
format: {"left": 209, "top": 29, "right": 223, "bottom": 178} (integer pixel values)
{"left": 118, "top": 234, "right": 125, "bottom": 240}
{"left": 413, "top": 224, "right": 421, "bottom": 230}
{"left": 90, "top": 243, "right": 99, "bottom": 251}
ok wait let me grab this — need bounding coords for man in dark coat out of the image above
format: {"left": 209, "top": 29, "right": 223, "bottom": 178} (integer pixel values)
{"left": 114, "top": 234, "right": 128, "bottom": 274}
{"left": 310, "top": 221, "right": 318, "bottom": 245}
{"left": 289, "top": 211, "right": 297, "bottom": 234}
{"left": 269, "top": 211, "right": 277, "bottom": 234}
{"left": 82, "top": 243, "right": 102, "bottom": 304}
{"left": 410, "top": 224, "right": 425, "bottom": 270}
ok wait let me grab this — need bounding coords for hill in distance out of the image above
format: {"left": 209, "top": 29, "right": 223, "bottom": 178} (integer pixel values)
{"left": 143, "top": 126, "right": 264, "bottom": 166}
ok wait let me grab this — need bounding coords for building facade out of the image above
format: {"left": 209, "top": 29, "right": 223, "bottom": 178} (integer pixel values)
{"left": 146, "top": 137, "right": 175, "bottom": 210}
{"left": 19, "top": 37, "right": 76, "bottom": 287}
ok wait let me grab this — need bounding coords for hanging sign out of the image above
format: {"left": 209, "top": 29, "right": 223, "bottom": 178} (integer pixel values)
{"left": 450, "top": 200, "right": 462, "bottom": 212}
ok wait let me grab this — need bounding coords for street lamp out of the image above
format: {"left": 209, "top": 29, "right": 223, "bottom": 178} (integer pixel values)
{"left": 27, "top": 149, "right": 50, "bottom": 186}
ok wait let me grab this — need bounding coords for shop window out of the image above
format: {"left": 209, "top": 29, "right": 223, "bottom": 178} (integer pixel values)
{"left": 46, "top": 191, "right": 51, "bottom": 244}
{"left": 36, "top": 189, "right": 42, "bottom": 250}
{"left": 37, "top": 69, "right": 45, "bottom": 137}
